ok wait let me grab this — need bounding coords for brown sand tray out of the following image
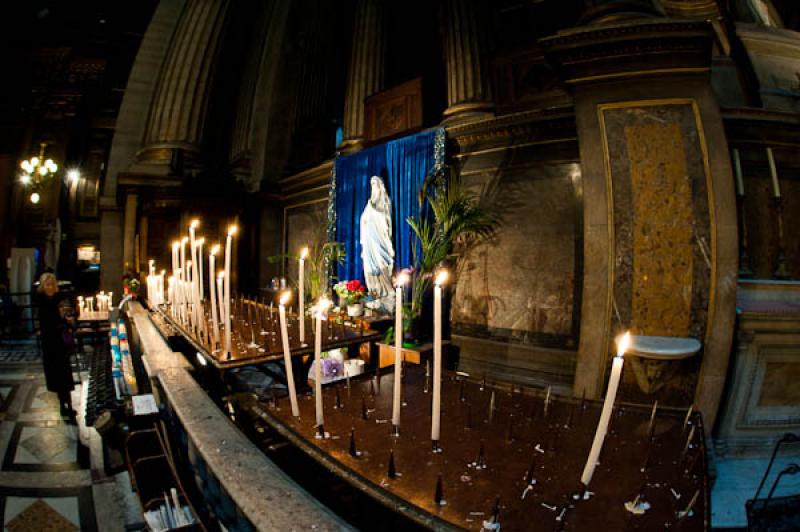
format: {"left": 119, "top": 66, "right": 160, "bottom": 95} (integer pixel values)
{"left": 256, "top": 365, "right": 709, "bottom": 531}
{"left": 154, "top": 305, "right": 381, "bottom": 370}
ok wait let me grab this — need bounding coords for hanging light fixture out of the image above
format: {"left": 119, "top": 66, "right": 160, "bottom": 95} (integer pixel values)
{"left": 19, "top": 142, "right": 60, "bottom": 203}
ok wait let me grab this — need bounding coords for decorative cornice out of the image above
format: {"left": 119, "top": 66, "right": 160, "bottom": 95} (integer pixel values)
{"left": 540, "top": 19, "right": 713, "bottom": 85}
{"left": 446, "top": 106, "right": 576, "bottom": 153}
{"left": 278, "top": 160, "right": 333, "bottom": 196}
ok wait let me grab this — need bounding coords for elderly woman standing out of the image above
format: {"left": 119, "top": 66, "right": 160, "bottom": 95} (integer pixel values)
{"left": 36, "top": 273, "right": 76, "bottom": 417}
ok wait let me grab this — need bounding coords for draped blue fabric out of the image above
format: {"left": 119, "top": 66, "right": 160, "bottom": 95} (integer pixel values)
{"left": 334, "top": 129, "right": 440, "bottom": 283}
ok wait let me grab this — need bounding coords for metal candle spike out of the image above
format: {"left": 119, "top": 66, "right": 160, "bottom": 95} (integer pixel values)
{"left": 580, "top": 387, "right": 586, "bottom": 412}
{"left": 361, "top": 395, "right": 368, "bottom": 420}
{"left": 683, "top": 405, "right": 693, "bottom": 431}
{"left": 488, "top": 391, "right": 496, "bottom": 423}
{"left": 544, "top": 386, "right": 551, "bottom": 417}
{"left": 335, "top": 387, "right": 342, "bottom": 409}
{"left": 434, "top": 474, "right": 444, "bottom": 505}
{"left": 680, "top": 426, "right": 696, "bottom": 463}
{"left": 677, "top": 489, "right": 700, "bottom": 519}
{"left": 349, "top": 429, "right": 358, "bottom": 457}
{"left": 388, "top": 450, "right": 396, "bottom": 479}
{"left": 647, "top": 400, "right": 658, "bottom": 435}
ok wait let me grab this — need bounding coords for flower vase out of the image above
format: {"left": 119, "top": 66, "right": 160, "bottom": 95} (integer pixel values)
{"left": 347, "top": 303, "right": 363, "bottom": 317}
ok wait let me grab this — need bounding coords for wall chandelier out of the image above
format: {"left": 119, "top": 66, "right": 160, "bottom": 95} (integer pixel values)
{"left": 19, "top": 142, "right": 59, "bottom": 204}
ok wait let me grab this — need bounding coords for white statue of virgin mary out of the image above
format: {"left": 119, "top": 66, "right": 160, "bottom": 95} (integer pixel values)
{"left": 360, "top": 176, "right": 395, "bottom": 313}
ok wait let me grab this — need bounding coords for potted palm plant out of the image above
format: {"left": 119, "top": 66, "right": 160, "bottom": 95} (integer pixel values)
{"left": 404, "top": 164, "right": 498, "bottom": 343}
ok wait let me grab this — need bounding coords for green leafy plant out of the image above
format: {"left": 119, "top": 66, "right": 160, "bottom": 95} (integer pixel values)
{"left": 406, "top": 165, "right": 498, "bottom": 318}
{"left": 268, "top": 241, "right": 345, "bottom": 303}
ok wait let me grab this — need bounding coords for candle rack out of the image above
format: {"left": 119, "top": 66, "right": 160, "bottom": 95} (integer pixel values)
{"left": 154, "top": 297, "right": 380, "bottom": 370}
{"left": 249, "top": 366, "right": 709, "bottom": 531}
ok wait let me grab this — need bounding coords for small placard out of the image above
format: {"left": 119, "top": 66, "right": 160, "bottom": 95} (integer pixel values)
{"left": 132, "top": 394, "right": 158, "bottom": 416}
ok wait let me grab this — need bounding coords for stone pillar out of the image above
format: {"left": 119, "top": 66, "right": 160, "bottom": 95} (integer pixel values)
{"left": 339, "top": 0, "right": 384, "bottom": 152}
{"left": 138, "top": 0, "right": 230, "bottom": 169}
{"left": 441, "top": 0, "right": 494, "bottom": 124}
{"left": 122, "top": 193, "right": 138, "bottom": 271}
{"left": 139, "top": 215, "right": 149, "bottom": 273}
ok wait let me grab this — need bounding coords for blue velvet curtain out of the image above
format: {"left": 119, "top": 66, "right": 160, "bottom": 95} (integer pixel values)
{"left": 334, "top": 128, "right": 442, "bottom": 283}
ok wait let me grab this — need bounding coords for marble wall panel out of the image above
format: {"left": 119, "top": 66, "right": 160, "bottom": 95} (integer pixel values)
{"left": 284, "top": 200, "right": 328, "bottom": 282}
{"left": 602, "top": 101, "right": 713, "bottom": 406}
{"left": 452, "top": 163, "right": 581, "bottom": 349}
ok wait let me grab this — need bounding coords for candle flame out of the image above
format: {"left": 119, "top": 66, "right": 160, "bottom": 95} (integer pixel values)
{"left": 616, "top": 331, "right": 631, "bottom": 358}
{"left": 161, "top": 270, "right": 166, "bottom": 275}
{"left": 190, "top": 219, "right": 200, "bottom": 229}
{"left": 396, "top": 270, "right": 410, "bottom": 286}
{"left": 228, "top": 225, "right": 238, "bottom": 236}
{"left": 218, "top": 271, "right": 224, "bottom": 279}
{"left": 182, "top": 236, "right": 189, "bottom": 244}
{"left": 196, "top": 237, "right": 205, "bottom": 245}
{"left": 434, "top": 269, "right": 449, "bottom": 286}
{"left": 280, "top": 291, "right": 291, "bottom": 306}
{"left": 172, "top": 241, "right": 180, "bottom": 249}
{"left": 210, "top": 244, "right": 220, "bottom": 255}
{"left": 300, "top": 246, "right": 309, "bottom": 260}
{"left": 186, "top": 260, "right": 192, "bottom": 267}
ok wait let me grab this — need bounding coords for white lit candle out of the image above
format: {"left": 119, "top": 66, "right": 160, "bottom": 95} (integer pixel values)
{"left": 392, "top": 270, "right": 409, "bottom": 429}
{"left": 197, "top": 237, "right": 205, "bottom": 301}
{"left": 432, "top": 270, "right": 448, "bottom": 445}
{"left": 766, "top": 147, "right": 781, "bottom": 198}
{"left": 209, "top": 245, "right": 220, "bottom": 349}
{"left": 180, "top": 237, "right": 188, "bottom": 325}
{"left": 299, "top": 247, "right": 308, "bottom": 345}
{"left": 216, "top": 272, "right": 225, "bottom": 338}
{"left": 732, "top": 148, "right": 744, "bottom": 197}
{"left": 224, "top": 225, "right": 237, "bottom": 355}
{"left": 189, "top": 220, "right": 202, "bottom": 333}
{"left": 580, "top": 331, "right": 631, "bottom": 487}
{"left": 314, "top": 297, "right": 331, "bottom": 431}
{"left": 279, "top": 291, "right": 300, "bottom": 417}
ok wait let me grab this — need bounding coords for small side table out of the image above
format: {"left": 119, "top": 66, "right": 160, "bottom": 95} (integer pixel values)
{"left": 626, "top": 335, "right": 702, "bottom": 394}
{"left": 377, "top": 342, "right": 451, "bottom": 369}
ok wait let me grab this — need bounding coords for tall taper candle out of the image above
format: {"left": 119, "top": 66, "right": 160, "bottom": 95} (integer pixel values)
{"left": 392, "top": 271, "right": 409, "bottom": 429}
{"left": 767, "top": 147, "right": 781, "bottom": 198}
{"left": 580, "top": 331, "right": 630, "bottom": 487}
{"left": 180, "top": 237, "right": 188, "bottom": 325}
{"left": 279, "top": 291, "right": 300, "bottom": 417}
{"left": 216, "top": 273, "right": 225, "bottom": 337}
{"left": 197, "top": 237, "right": 205, "bottom": 300}
{"left": 209, "top": 245, "right": 220, "bottom": 349}
{"left": 732, "top": 148, "right": 744, "bottom": 197}
{"left": 299, "top": 247, "right": 308, "bottom": 345}
{"left": 314, "top": 297, "right": 332, "bottom": 430}
{"left": 432, "top": 270, "right": 449, "bottom": 444}
{"left": 224, "top": 225, "right": 237, "bottom": 355}
{"left": 189, "top": 220, "right": 202, "bottom": 332}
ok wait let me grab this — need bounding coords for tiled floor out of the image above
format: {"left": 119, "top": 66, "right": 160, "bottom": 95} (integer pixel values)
{"left": 0, "top": 347, "right": 140, "bottom": 531}
{"left": 711, "top": 451, "right": 800, "bottom": 529}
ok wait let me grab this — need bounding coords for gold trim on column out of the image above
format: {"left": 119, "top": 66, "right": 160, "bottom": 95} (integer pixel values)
{"left": 596, "top": 98, "right": 717, "bottom": 383}
{"left": 567, "top": 67, "right": 709, "bottom": 86}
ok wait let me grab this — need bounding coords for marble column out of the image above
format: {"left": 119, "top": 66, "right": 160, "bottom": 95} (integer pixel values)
{"left": 139, "top": 215, "right": 149, "bottom": 273}
{"left": 441, "top": 0, "right": 494, "bottom": 124}
{"left": 122, "top": 193, "right": 138, "bottom": 271}
{"left": 339, "top": 0, "right": 384, "bottom": 152}
{"left": 138, "top": 0, "right": 230, "bottom": 169}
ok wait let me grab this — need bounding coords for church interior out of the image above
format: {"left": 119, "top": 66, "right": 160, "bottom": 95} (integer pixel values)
{"left": 1, "top": 0, "right": 799, "bottom": 530}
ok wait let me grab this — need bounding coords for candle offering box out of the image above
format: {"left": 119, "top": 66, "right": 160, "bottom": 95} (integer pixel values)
{"left": 257, "top": 365, "right": 709, "bottom": 531}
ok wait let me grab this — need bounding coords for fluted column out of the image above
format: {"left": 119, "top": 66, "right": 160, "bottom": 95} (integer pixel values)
{"left": 441, "top": 0, "right": 494, "bottom": 124}
{"left": 138, "top": 0, "right": 230, "bottom": 169}
{"left": 339, "top": 0, "right": 384, "bottom": 152}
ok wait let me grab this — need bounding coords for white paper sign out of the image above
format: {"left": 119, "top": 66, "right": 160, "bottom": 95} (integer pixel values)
{"left": 132, "top": 394, "right": 158, "bottom": 416}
